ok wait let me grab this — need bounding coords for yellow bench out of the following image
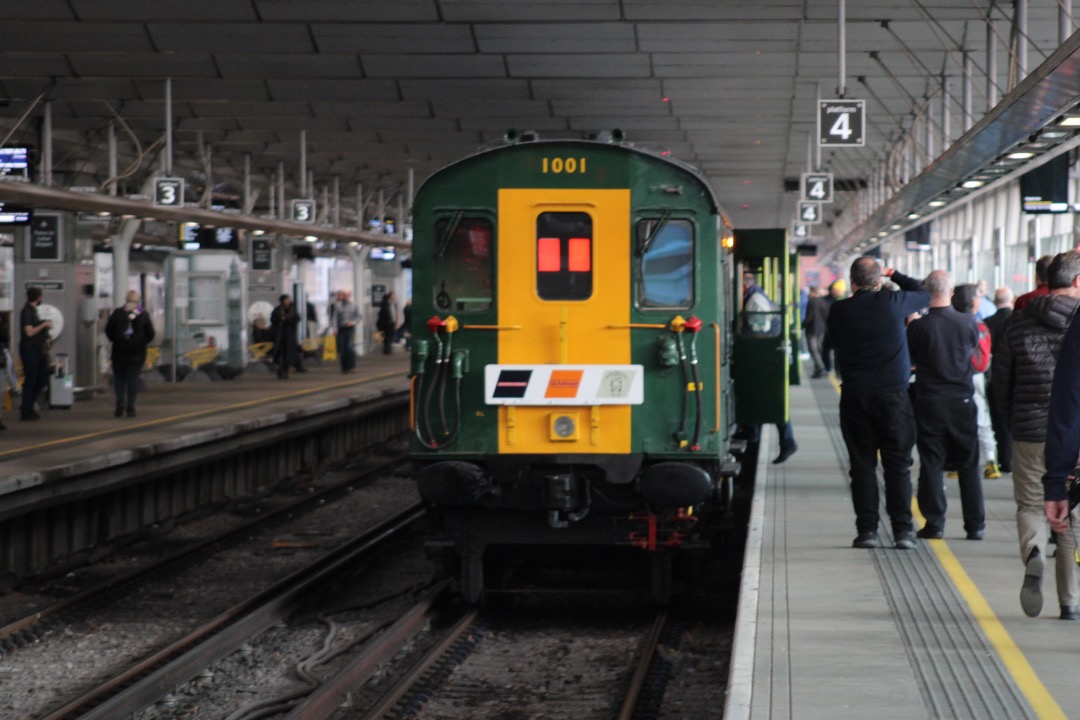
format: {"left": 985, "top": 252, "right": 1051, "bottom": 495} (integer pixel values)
{"left": 183, "top": 347, "right": 221, "bottom": 371}
{"left": 248, "top": 342, "right": 274, "bottom": 361}
{"left": 144, "top": 346, "right": 161, "bottom": 370}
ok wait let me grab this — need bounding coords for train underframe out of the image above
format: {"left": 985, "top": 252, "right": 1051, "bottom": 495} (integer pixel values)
{"left": 416, "top": 453, "right": 738, "bottom": 603}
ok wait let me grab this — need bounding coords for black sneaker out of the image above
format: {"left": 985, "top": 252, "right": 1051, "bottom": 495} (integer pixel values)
{"left": 916, "top": 526, "right": 944, "bottom": 540}
{"left": 1061, "top": 605, "right": 1080, "bottom": 620}
{"left": 20, "top": 411, "right": 40, "bottom": 421}
{"left": 115, "top": 405, "right": 124, "bottom": 417}
{"left": 852, "top": 531, "right": 879, "bottom": 549}
{"left": 966, "top": 529, "right": 984, "bottom": 540}
{"left": 773, "top": 442, "right": 798, "bottom": 464}
{"left": 894, "top": 531, "right": 916, "bottom": 550}
{"left": 1021, "top": 548, "right": 1044, "bottom": 618}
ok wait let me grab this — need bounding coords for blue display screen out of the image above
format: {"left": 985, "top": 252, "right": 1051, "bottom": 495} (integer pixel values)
{"left": 0, "top": 201, "right": 31, "bottom": 225}
{"left": 0, "top": 147, "right": 29, "bottom": 178}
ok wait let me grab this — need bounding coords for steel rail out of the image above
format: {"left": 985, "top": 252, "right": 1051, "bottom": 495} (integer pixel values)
{"left": 0, "top": 454, "right": 407, "bottom": 646}
{"left": 617, "top": 609, "right": 669, "bottom": 720}
{"left": 288, "top": 596, "right": 477, "bottom": 719}
{"left": 40, "top": 503, "right": 426, "bottom": 720}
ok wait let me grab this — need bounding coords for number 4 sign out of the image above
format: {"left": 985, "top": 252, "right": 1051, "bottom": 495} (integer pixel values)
{"left": 798, "top": 202, "right": 821, "bottom": 224}
{"left": 819, "top": 99, "right": 865, "bottom": 147}
{"left": 802, "top": 173, "right": 834, "bottom": 203}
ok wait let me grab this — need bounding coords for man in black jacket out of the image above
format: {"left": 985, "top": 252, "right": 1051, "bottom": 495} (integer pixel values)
{"left": 908, "top": 270, "right": 983, "bottom": 542}
{"left": 802, "top": 286, "right": 829, "bottom": 378}
{"left": 105, "top": 290, "right": 156, "bottom": 418}
{"left": 984, "top": 287, "right": 1014, "bottom": 473}
{"left": 827, "top": 258, "right": 929, "bottom": 549}
{"left": 995, "top": 251, "right": 1080, "bottom": 619}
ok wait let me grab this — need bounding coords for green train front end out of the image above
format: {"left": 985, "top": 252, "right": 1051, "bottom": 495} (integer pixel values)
{"left": 409, "top": 137, "right": 740, "bottom": 602}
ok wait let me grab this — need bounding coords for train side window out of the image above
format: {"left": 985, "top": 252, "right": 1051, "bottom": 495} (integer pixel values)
{"left": 432, "top": 216, "right": 494, "bottom": 313}
{"left": 636, "top": 218, "right": 694, "bottom": 309}
{"left": 536, "top": 211, "right": 593, "bottom": 301}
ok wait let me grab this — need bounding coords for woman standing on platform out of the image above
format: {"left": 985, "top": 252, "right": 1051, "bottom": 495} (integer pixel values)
{"left": 271, "top": 294, "right": 304, "bottom": 378}
{"left": 105, "top": 290, "right": 155, "bottom": 418}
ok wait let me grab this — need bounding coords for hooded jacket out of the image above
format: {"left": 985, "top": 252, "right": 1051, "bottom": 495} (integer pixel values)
{"left": 991, "top": 293, "right": 1080, "bottom": 442}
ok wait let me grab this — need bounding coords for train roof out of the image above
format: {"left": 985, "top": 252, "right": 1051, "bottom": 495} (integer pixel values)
{"left": 417, "top": 137, "right": 722, "bottom": 215}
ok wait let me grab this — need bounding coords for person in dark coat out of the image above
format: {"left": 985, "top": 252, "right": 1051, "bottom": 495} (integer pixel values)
{"left": 826, "top": 258, "right": 929, "bottom": 550}
{"left": 19, "top": 286, "right": 52, "bottom": 421}
{"left": 1043, "top": 292, "right": 1080, "bottom": 591}
{"left": 105, "top": 290, "right": 155, "bottom": 418}
{"left": 377, "top": 291, "right": 398, "bottom": 355}
{"left": 908, "top": 270, "right": 983, "bottom": 541}
{"left": 994, "top": 251, "right": 1080, "bottom": 619}
{"left": 983, "top": 287, "right": 1014, "bottom": 473}
{"left": 270, "top": 294, "right": 304, "bottom": 378}
{"left": 802, "top": 285, "right": 829, "bottom": 378}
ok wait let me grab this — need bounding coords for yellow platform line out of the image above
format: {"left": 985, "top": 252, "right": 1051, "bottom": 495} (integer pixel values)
{"left": 0, "top": 370, "right": 404, "bottom": 459}
{"left": 826, "top": 371, "right": 1064, "bottom": 718}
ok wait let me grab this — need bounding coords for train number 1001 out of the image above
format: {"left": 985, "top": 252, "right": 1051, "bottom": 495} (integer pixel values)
{"left": 541, "top": 157, "right": 587, "bottom": 174}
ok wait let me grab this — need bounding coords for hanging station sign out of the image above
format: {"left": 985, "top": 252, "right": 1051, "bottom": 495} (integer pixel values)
{"left": 818, "top": 99, "right": 865, "bottom": 147}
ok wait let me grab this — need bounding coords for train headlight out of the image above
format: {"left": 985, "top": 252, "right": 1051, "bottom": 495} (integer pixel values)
{"left": 549, "top": 413, "right": 579, "bottom": 441}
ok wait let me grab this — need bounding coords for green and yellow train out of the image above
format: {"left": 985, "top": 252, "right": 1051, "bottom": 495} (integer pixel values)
{"left": 409, "top": 133, "right": 791, "bottom": 603}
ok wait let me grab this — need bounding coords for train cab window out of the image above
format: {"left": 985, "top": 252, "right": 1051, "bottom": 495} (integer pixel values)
{"left": 636, "top": 218, "right": 694, "bottom": 309}
{"left": 432, "top": 216, "right": 494, "bottom": 313}
{"left": 536, "top": 212, "right": 592, "bottom": 300}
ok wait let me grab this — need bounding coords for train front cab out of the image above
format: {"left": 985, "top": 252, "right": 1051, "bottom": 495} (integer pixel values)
{"left": 732, "top": 229, "right": 792, "bottom": 435}
{"left": 410, "top": 141, "right": 739, "bottom": 603}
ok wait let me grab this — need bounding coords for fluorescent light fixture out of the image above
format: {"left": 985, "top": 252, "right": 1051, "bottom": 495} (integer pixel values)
{"left": 878, "top": 231, "right": 889, "bottom": 237}
{"left": 929, "top": 200, "right": 946, "bottom": 207}
{"left": 304, "top": 235, "right": 318, "bottom": 242}
{"left": 1058, "top": 115, "right": 1080, "bottom": 126}
{"left": 1007, "top": 151, "right": 1035, "bottom": 159}
{"left": 961, "top": 179, "right": 984, "bottom": 189}
{"left": 907, "top": 213, "right": 920, "bottom": 219}
{"left": 252, "top": 229, "right": 266, "bottom": 236}
{"left": 890, "top": 224, "right": 902, "bottom": 229}
{"left": 1040, "top": 129, "right": 1071, "bottom": 139}
{"left": 96, "top": 211, "right": 111, "bottom": 217}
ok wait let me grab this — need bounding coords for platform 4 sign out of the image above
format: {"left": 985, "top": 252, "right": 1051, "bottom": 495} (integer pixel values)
{"left": 818, "top": 100, "right": 865, "bottom": 147}
{"left": 801, "top": 173, "right": 833, "bottom": 203}
{"left": 797, "top": 202, "right": 821, "bottom": 224}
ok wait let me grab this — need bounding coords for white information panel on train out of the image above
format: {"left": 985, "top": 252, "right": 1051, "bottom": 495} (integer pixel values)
{"left": 484, "top": 364, "right": 644, "bottom": 406}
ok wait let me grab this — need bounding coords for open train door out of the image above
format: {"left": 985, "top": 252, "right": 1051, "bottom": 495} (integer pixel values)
{"left": 788, "top": 249, "right": 803, "bottom": 386}
{"left": 732, "top": 229, "right": 790, "bottom": 426}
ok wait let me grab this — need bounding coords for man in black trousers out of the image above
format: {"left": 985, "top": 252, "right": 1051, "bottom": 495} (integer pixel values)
{"left": 907, "top": 270, "right": 984, "bottom": 541}
{"left": 827, "top": 258, "right": 929, "bottom": 550}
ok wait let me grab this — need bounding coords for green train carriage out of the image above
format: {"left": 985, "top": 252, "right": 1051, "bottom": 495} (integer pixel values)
{"left": 409, "top": 136, "right": 742, "bottom": 602}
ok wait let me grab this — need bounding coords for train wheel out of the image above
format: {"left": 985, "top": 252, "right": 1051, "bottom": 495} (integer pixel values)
{"left": 651, "top": 552, "right": 673, "bottom": 605}
{"left": 461, "top": 549, "right": 485, "bottom": 605}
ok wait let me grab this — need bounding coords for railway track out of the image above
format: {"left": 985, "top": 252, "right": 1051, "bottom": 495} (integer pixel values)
{"left": 0, "top": 454, "right": 424, "bottom": 719}
{"left": 0, "top": 454, "right": 407, "bottom": 654}
{"left": 40, "top": 504, "right": 427, "bottom": 720}
{"left": 285, "top": 602, "right": 674, "bottom": 720}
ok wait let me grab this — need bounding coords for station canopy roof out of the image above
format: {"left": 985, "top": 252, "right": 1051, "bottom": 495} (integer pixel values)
{"left": 0, "top": 1, "right": 1076, "bottom": 254}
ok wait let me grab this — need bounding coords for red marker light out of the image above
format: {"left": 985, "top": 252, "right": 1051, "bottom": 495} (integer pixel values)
{"left": 426, "top": 316, "right": 446, "bottom": 332}
{"left": 537, "top": 237, "right": 561, "bottom": 272}
{"left": 568, "top": 237, "right": 591, "bottom": 272}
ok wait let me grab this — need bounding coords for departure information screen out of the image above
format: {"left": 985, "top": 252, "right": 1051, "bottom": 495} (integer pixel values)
{"left": 0, "top": 147, "right": 29, "bottom": 178}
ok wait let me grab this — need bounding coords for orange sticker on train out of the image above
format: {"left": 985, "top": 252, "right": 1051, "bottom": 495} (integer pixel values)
{"left": 544, "top": 370, "right": 584, "bottom": 398}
